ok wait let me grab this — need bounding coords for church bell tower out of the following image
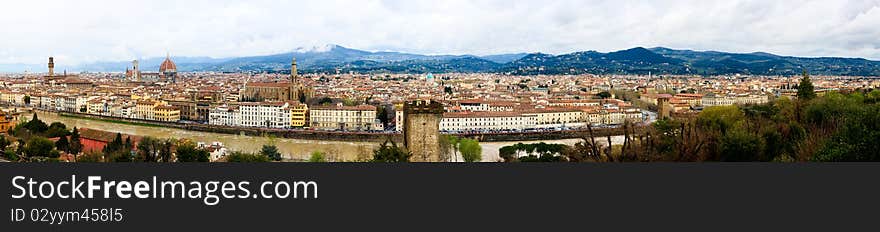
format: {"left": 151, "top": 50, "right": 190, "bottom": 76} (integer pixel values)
{"left": 48, "top": 57, "right": 55, "bottom": 76}
{"left": 291, "top": 57, "right": 298, "bottom": 84}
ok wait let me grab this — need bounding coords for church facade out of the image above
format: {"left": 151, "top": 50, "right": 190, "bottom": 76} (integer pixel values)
{"left": 242, "top": 58, "right": 313, "bottom": 102}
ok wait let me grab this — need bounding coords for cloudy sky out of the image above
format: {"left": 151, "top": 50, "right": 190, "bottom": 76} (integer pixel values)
{"left": 1, "top": 0, "right": 879, "bottom": 66}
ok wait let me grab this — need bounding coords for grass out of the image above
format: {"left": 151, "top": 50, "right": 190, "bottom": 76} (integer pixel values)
{"left": 58, "top": 113, "right": 167, "bottom": 128}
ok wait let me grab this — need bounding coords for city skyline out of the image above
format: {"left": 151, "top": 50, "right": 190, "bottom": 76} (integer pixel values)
{"left": 1, "top": 0, "right": 880, "bottom": 66}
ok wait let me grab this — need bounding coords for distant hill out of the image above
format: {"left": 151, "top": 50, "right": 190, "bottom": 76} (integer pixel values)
{"left": 42, "top": 45, "right": 880, "bottom": 76}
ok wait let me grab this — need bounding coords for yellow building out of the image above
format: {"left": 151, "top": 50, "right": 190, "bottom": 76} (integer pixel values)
{"left": 309, "top": 103, "right": 377, "bottom": 131}
{"left": 290, "top": 103, "right": 309, "bottom": 128}
{"left": 153, "top": 105, "right": 181, "bottom": 122}
{"left": 134, "top": 100, "right": 161, "bottom": 120}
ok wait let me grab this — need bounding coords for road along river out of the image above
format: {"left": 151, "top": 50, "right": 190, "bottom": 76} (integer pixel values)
{"left": 30, "top": 112, "right": 622, "bottom": 162}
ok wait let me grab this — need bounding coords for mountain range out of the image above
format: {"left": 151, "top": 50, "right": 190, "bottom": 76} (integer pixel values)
{"left": 18, "top": 45, "right": 880, "bottom": 76}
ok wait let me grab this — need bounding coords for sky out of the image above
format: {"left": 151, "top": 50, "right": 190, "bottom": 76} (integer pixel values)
{"left": 1, "top": 0, "right": 880, "bottom": 66}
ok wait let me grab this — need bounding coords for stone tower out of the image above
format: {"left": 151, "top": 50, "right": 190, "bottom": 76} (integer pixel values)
{"left": 132, "top": 60, "right": 140, "bottom": 81}
{"left": 290, "top": 57, "right": 298, "bottom": 83}
{"left": 403, "top": 99, "right": 444, "bottom": 162}
{"left": 657, "top": 96, "right": 671, "bottom": 119}
{"left": 48, "top": 57, "right": 55, "bottom": 76}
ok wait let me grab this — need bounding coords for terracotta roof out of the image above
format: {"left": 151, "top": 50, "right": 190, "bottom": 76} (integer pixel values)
{"left": 78, "top": 128, "right": 143, "bottom": 144}
{"left": 245, "top": 82, "right": 290, "bottom": 87}
{"left": 159, "top": 56, "right": 177, "bottom": 72}
{"left": 311, "top": 104, "right": 376, "bottom": 111}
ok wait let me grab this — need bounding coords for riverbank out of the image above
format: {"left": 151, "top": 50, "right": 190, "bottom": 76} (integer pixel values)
{"left": 39, "top": 109, "right": 633, "bottom": 142}
{"left": 30, "top": 111, "right": 632, "bottom": 162}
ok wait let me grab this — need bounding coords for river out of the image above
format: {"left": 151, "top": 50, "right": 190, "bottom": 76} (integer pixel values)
{"left": 30, "top": 112, "right": 623, "bottom": 162}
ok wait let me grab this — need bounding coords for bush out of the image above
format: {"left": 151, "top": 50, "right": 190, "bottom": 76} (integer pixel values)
{"left": 309, "top": 151, "right": 327, "bottom": 162}
{"left": 227, "top": 152, "right": 270, "bottom": 162}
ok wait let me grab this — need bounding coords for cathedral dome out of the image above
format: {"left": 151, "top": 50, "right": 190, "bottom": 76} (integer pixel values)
{"left": 159, "top": 55, "right": 177, "bottom": 73}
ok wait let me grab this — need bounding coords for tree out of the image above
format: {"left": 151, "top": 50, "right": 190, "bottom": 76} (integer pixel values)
{"left": 376, "top": 106, "right": 393, "bottom": 126}
{"left": 103, "top": 133, "right": 124, "bottom": 155}
{"left": 68, "top": 127, "right": 83, "bottom": 157}
{"left": 797, "top": 70, "right": 816, "bottom": 101}
{"left": 158, "top": 140, "right": 173, "bottom": 162}
{"left": 55, "top": 135, "right": 70, "bottom": 153}
{"left": 597, "top": 91, "right": 612, "bottom": 99}
{"left": 309, "top": 151, "right": 327, "bottom": 162}
{"left": 136, "top": 137, "right": 159, "bottom": 162}
{"left": 718, "top": 131, "right": 764, "bottom": 162}
{"left": 261, "top": 144, "right": 282, "bottom": 161}
{"left": 103, "top": 133, "right": 133, "bottom": 162}
{"left": 22, "top": 137, "right": 57, "bottom": 158}
{"left": 25, "top": 113, "right": 48, "bottom": 134}
{"left": 176, "top": 142, "right": 210, "bottom": 162}
{"left": 318, "top": 97, "right": 333, "bottom": 105}
{"left": 697, "top": 105, "right": 744, "bottom": 135}
{"left": 440, "top": 135, "right": 460, "bottom": 162}
{"left": 23, "top": 95, "right": 31, "bottom": 106}
{"left": 458, "top": 138, "right": 482, "bottom": 162}
{"left": 45, "top": 122, "right": 70, "bottom": 138}
{"left": 0, "top": 136, "right": 10, "bottom": 152}
{"left": 812, "top": 104, "right": 880, "bottom": 161}
{"left": 372, "top": 140, "right": 411, "bottom": 162}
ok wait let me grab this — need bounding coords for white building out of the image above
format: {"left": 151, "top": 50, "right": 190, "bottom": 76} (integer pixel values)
{"left": 238, "top": 101, "right": 291, "bottom": 128}
{"left": 208, "top": 105, "right": 240, "bottom": 127}
{"left": 440, "top": 112, "right": 537, "bottom": 132}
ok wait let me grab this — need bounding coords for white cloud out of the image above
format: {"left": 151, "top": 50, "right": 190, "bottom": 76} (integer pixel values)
{"left": 1, "top": 0, "right": 879, "bottom": 66}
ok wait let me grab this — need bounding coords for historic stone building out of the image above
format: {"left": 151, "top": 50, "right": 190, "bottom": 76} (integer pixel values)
{"left": 403, "top": 100, "right": 445, "bottom": 162}
{"left": 47, "top": 57, "right": 55, "bottom": 77}
{"left": 243, "top": 58, "right": 313, "bottom": 102}
{"left": 124, "top": 54, "right": 177, "bottom": 83}
{"left": 159, "top": 54, "right": 178, "bottom": 83}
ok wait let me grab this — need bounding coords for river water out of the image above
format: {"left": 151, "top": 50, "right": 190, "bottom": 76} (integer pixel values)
{"left": 31, "top": 112, "right": 623, "bottom": 162}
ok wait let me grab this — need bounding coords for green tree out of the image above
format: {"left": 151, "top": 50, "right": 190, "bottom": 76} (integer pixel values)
{"left": 458, "top": 138, "right": 482, "bottom": 162}
{"left": 697, "top": 105, "right": 744, "bottom": 135}
{"left": 176, "top": 142, "right": 210, "bottom": 162}
{"left": 441, "top": 135, "right": 461, "bottom": 161}
{"left": 23, "top": 95, "right": 31, "bottom": 106}
{"left": 309, "top": 151, "right": 327, "bottom": 162}
{"left": 261, "top": 144, "right": 282, "bottom": 161}
{"left": 45, "top": 122, "right": 70, "bottom": 137}
{"left": 136, "top": 137, "right": 159, "bottom": 162}
{"left": 797, "top": 70, "right": 816, "bottom": 101}
{"left": 55, "top": 135, "right": 70, "bottom": 153}
{"left": 103, "top": 133, "right": 124, "bottom": 155}
{"left": 22, "top": 137, "right": 58, "bottom": 158}
{"left": 813, "top": 105, "right": 880, "bottom": 161}
{"left": 372, "top": 140, "right": 411, "bottom": 162}
{"left": 718, "top": 131, "right": 764, "bottom": 162}
{"left": 68, "top": 127, "right": 83, "bottom": 156}
{"left": 0, "top": 136, "right": 10, "bottom": 152}
{"left": 597, "top": 91, "right": 612, "bottom": 99}
{"left": 25, "top": 113, "right": 48, "bottom": 134}
{"left": 158, "top": 140, "right": 173, "bottom": 162}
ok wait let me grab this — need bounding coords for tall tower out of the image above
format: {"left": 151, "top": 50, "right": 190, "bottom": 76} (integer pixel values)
{"left": 132, "top": 60, "right": 140, "bottom": 81}
{"left": 290, "top": 57, "right": 298, "bottom": 84}
{"left": 48, "top": 57, "right": 55, "bottom": 76}
{"left": 403, "top": 99, "right": 445, "bottom": 162}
